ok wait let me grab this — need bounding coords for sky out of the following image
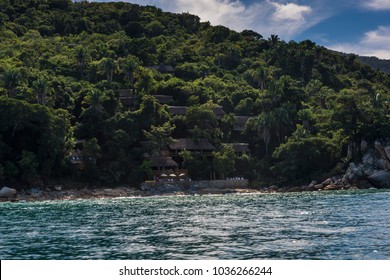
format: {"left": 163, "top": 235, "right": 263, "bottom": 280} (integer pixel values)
{"left": 89, "top": 0, "right": 390, "bottom": 59}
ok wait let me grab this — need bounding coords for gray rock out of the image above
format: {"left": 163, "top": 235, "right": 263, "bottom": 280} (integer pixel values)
{"left": 0, "top": 187, "right": 17, "bottom": 198}
{"left": 361, "top": 140, "right": 368, "bottom": 151}
{"left": 268, "top": 185, "right": 278, "bottom": 191}
{"left": 362, "top": 152, "right": 374, "bottom": 165}
{"left": 385, "top": 146, "right": 390, "bottom": 161}
{"left": 347, "top": 173, "right": 359, "bottom": 182}
{"left": 368, "top": 170, "right": 390, "bottom": 188}
{"left": 324, "top": 184, "right": 341, "bottom": 191}
{"left": 322, "top": 178, "right": 332, "bottom": 186}
{"left": 375, "top": 141, "right": 388, "bottom": 161}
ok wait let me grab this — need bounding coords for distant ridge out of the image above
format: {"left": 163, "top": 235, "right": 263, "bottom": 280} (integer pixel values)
{"left": 357, "top": 56, "right": 390, "bottom": 73}
{"left": 331, "top": 50, "right": 390, "bottom": 73}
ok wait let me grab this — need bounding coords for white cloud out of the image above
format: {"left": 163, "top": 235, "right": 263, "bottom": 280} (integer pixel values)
{"left": 270, "top": 1, "right": 312, "bottom": 21}
{"left": 327, "top": 26, "right": 390, "bottom": 59}
{"left": 89, "top": 0, "right": 328, "bottom": 40}
{"left": 361, "top": 0, "right": 390, "bottom": 10}
{"left": 267, "top": 1, "right": 317, "bottom": 38}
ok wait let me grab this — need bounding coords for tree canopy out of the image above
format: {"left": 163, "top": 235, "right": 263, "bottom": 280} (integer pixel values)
{"left": 0, "top": 0, "right": 389, "bottom": 186}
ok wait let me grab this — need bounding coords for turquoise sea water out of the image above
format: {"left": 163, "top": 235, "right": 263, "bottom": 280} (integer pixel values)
{"left": 0, "top": 190, "right": 390, "bottom": 260}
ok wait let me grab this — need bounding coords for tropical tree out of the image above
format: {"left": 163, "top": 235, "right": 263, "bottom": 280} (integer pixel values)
{"left": 2, "top": 68, "right": 22, "bottom": 98}
{"left": 212, "top": 145, "right": 236, "bottom": 179}
{"left": 33, "top": 78, "right": 49, "bottom": 105}
{"left": 268, "top": 34, "right": 280, "bottom": 47}
{"left": 143, "top": 121, "right": 176, "bottom": 155}
{"left": 253, "top": 66, "right": 267, "bottom": 90}
{"left": 255, "top": 113, "right": 276, "bottom": 156}
{"left": 119, "top": 55, "right": 139, "bottom": 85}
{"left": 75, "top": 46, "right": 89, "bottom": 78}
{"left": 134, "top": 67, "right": 155, "bottom": 94}
{"left": 100, "top": 58, "right": 118, "bottom": 82}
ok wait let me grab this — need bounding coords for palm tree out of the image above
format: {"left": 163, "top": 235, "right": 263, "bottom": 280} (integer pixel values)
{"left": 120, "top": 56, "right": 139, "bottom": 85}
{"left": 253, "top": 67, "right": 267, "bottom": 90}
{"left": 33, "top": 78, "right": 49, "bottom": 105}
{"left": 273, "top": 106, "right": 290, "bottom": 143}
{"left": 256, "top": 113, "right": 276, "bottom": 156}
{"left": 76, "top": 47, "right": 88, "bottom": 78}
{"left": 135, "top": 68, "right": 154, "bottom": 94}
{"left": 268, "top": 80, "right": 282, "bottom": 105}
{"left": 100, "top": 58, "right": 117, "bottom": 82}
{"left": 268, "top": 34, "right": 280, "bottom": 47}
{"left": 2, "top": 68, "right": 22, "bottom": 98}
{"left": 83, "top": 90, "right": 108, "bottom": 114}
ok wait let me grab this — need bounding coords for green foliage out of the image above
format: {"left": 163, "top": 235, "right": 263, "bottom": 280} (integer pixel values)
{"left": 212, "top": 145, "right": 236, "bottom": 179}
{"left": 0, "top": 1, "right": 389, "bottom": 186}
{"left": 272, "top": 125, "right": 341, "bottom": 181}
{"left": 143, "top": 122, "right": 176, "bottom": 155}
{"left": 18, "top": 150, "right": 39, "bottom": 183}
{"left": 179, "top": 150, "right": 211, "bottom": 180}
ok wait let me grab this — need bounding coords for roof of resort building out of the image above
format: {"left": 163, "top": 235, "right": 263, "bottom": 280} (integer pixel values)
{"left": 154, "top": 95, "right": 174, "bottom": 104}
{"left": 169, "top": 138, "right": 215, "bottom": 151}
{"left": 212, "top": 106, "right": 226, "bottom": 117}
{"left": 118, "top": 89, "right": 132, "bottom": 98}
{"left": 120, "top": 94, "right": 173, "bottom": 107}
{"left": 168, "top": 106, "right": 225, "bottom": 117}
{"left": 234, "top": 116, "right": 253, "bottom": 131}
{"left": 150, "top": 157, "right": 179, "bottom": 168}
{"left": 223, "top": 143, "right": 250, "bottom": 153}
{"left": 168, "top": 106, "right": 187, "bottom": 115}
{"left": 149, "top": 64, "right": 175, "bottom": 73}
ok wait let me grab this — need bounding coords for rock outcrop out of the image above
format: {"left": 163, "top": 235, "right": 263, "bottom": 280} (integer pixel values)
{"left": 0, "top": 187, "right": 17, "bottom": 198}
{"left": 331, "top": 139, "right": 390, "bottom": 189}
{"left": 296, "top": 139, "right": 390, "bottom": 192}
{"left": 368, "top": 170, "right": 390, "bottom": 188}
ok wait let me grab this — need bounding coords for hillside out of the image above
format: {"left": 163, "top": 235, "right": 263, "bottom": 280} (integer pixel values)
{"left": 358, "top": 56, "right": 390, "bottom": 73}
{"left": 0, "top": 0, "right": 389, "bottom": 187}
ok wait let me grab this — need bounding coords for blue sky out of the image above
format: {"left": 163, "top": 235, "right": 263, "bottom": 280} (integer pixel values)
{"left": 89, "top": 0, "right": 390, "bottom": 59}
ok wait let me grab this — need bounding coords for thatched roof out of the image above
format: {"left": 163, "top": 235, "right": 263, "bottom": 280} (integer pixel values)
{"left": 223, "top": 143, "right": 250, "bottom": 153}
{"left": 234, "top": 116, "right": 252, "bottom": 131}
{"left": 168, "top": 105, "right": 225, "bottom": 117}
{"left": 150, "top": 157, "right": 179, "bottom": 168}
{"left": 155, "top": 95, "right": 173, "bottom": 104}
{"left": 169, "top": 138, "right": 215, "bottom": 151}
{"left": 212, "top": 106, "right": 225, "bottom": 117}
{"left": 120, "top": 95, "right": 173, "bottom": 107}
{"left": 168, "top": 106, "right": 187, "bottom": 115}
{"left": 149, "top": 64, "right": 175, "bottom": 73}
{"left": 118, "top": 89, "right": 132, "bottom": 98}
{"left": 120, "top": 96, "right": 137, "bottom": 107}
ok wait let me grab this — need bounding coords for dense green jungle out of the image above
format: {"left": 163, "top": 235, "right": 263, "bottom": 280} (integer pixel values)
{"left": 0, "top": 0, "right": 389, "bottom": 187}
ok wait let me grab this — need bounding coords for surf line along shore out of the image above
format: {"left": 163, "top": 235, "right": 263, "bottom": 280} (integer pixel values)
{"left": 0, "top": 177, "right": 376, "bottom": 203}
{"left": 0, "top": 179, "right": 254, "bottom": 202}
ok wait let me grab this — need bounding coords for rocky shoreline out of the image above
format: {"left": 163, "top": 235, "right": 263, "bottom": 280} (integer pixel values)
{"left": 0, "top": 182, "right": 380, "bottom": 203}
{"left": 2, "top": 139, "right": 390, "bottom": 203}
{"left": 0, "top": 185, "right": 267, "bottom": 203}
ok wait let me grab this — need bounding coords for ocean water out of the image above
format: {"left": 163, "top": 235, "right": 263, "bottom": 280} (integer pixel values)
{"left": 0, "top": 190, "right": 389, "bottom": 260}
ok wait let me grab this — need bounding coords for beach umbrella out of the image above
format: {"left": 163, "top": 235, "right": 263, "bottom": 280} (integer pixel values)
{"left": 179, "top": 173, "right": 186, "bottom": 177}
{"left": 169, "top": 174, "right": 176, "bottom": 177}
{"left": 160, "top": 174, "right": 168, "bottom": 177}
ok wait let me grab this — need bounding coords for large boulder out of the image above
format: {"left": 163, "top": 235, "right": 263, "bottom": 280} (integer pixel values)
{"left": 368, "top": 170, "right": 390, "bottom": 188}
{"left": 0, "top": 187, "right": 17, "bottom": 198}
{"left": 375, "top": 141, "right": 390, "bottom": 170}
{"left": 385, "top": 146, "right": 390, "bottom": 161}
